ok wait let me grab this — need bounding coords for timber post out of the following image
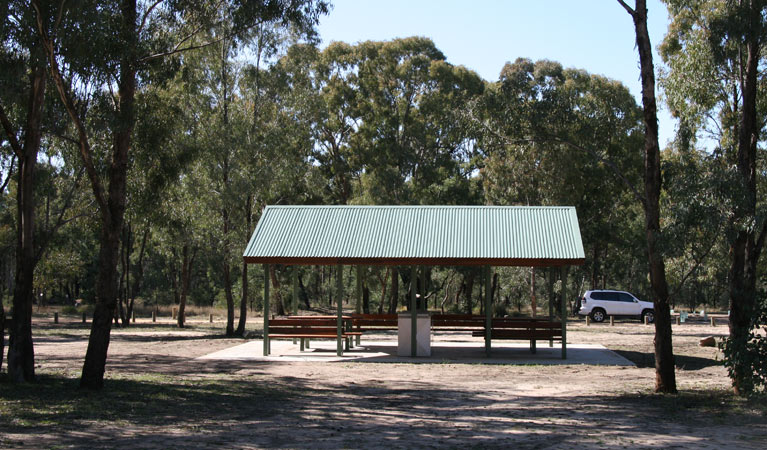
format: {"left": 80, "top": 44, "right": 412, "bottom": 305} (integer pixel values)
{"left": 411, "top": 265, "right": 417, "bottom": 357}
{"left": 549, "top": 268, "right": 554, "bottom": 348}
{"left": 54, "top": 312, "right": 58, "bottom": 324}
{"left": 485, "top": 265, "right": 492, "bottom": 356}
{"left": 356, "top": 265, "right": 363, "bottom": 345}
{"left": 561, "top": 266, "right": 568, "bottom": 359}
{"left": 263, "top": 264, "right": 270, "bottom": 356}
{"left": 336, "top": 264, "right": 343, "bottom": 357}
{"left": 293, "top": 267, "right": 299, "bottom": 345}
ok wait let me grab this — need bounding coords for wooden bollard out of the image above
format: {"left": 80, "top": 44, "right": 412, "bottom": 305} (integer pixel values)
{"left": 586, "top": 316, "right": 591, "bottom": 326}
{"left": 82, "top": 311, "right": 87, "bottom": 323}
{"left": 54, "top": 312, "right": 59, "bottom": 324}
{"left": 676, "top": 316, "right": 680, "bottom": 325}
{"left": 610, "top": 316, "right": 615, "bottom": 326}
{"left": 209, "top": 313, "right": 213, "bottom": 323}
{"left": 152, "top": 310, "right": 156, "bottom": 323}
{"left": 710, "top": 317, "right": 715, "bottom": 327}
{"left": 644, "top": 315, "right": 649, "bottom": 325}
{"left": 172, "top": 307, "right": 177, "bottom": 320}
{"left": 132, "top": 311, "right": 135, "bottom": 323}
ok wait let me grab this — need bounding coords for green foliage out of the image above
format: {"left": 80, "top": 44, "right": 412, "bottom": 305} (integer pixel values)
{"left": 722, "top": 287, "right": 767, "bottom": 396}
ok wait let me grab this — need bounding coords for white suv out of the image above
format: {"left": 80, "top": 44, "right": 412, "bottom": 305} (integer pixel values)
{"left": 578, "top": 290, "right": 655, "bottom": 323}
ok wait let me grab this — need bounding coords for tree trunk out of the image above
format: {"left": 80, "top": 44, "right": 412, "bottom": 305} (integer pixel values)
{"left": 127, "top": 226, "right": 149, "bottom": 322}
{"left": 116, "top": 225, "right": 128, "bottom": 326}
{"left": 1, "top": 291, "right": 5, "bottom": 374}
{"left": 620, "top": 0, "right": 676, "bottom": 393}
{"left": 79, "top": 0, "right": 137, "bottom": 390}
{"left": 530, "top": 267, "right": 537, "bottom": 318}
{"left": 236, "top": 195, "right": 252, "bottom": 336}
{"left": 298, "top": 274, "right": 310, "bottom": 309}
{"left": 491, "top": 272, "right": 498, "bottom": 312}
{"left": 6, "top": 49, "right": 46, "bottom": 383}
{"left": 388, "top": 267, "right": 398, "bottom": 314}
{"left": 727, "top": 0, "right": 763, "bottom": 396}
{"left": 377, "top": 267, "right": 389, "bottom": 314}
{"left": 177, "top": 245, "right": 194, "bottom": 328}
{"left": 464, "top": 272, "right": 475, "bottom": 315}
{"left": 362, "top": 285, "right": 370, "bottom": 314}
{"left": 269, "top": 265, "right": 286, "bottom": 316}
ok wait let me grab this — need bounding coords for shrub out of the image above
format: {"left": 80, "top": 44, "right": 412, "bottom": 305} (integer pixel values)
{"left": 722, "top": 287, "right": 767, "bottom": 396}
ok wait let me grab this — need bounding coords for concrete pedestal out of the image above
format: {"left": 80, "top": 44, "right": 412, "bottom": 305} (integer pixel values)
{"left": 397, "top": 312, "right": 431, "bottom": 356}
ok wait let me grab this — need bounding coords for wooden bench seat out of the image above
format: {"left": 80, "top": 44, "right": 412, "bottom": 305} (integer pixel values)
{"left": 266, "top": 316, "right": 362, "bottom": 352}
{"left": 269, "top": 333, "right": 361, "bottom": 339}
{"left": 350, "top": 314, "right": 398, "bottom": 330}
{"left": 472, "top": 329, "right": 562, "bottom": 339}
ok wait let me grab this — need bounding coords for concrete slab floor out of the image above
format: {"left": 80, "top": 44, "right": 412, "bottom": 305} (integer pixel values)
{"left": 198, "top": 340, "right": 634, "bottom": 366}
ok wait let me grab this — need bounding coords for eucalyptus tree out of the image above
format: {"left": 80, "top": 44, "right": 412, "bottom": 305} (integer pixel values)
{"left": 30, "top": 0, "right": 329, "bottom": 389}
{"left": 351, "top": 37, "right": 484, "bottom": 205}
{"left": 660, "top": 0, "right": 767, "bottom": 395}
{"left": 614, "top": 0, "right": 677, "bottom": 393}
{"left": 0, "top": 0, "right": 49, "bottom": 382}
{"left": 478, "top": 58, "right": 647, "bottom": 318}
{"left": 272, "top": 42, "right": 363, "bottom": 205}
{"left": 481, "top": 59, "right": 645, "bottom": 288}
{"left": 0, "top": 0, "right": 91, "bottom": 381}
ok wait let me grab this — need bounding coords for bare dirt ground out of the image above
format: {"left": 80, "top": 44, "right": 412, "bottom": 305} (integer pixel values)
{"left": 1, "top": 314, "right": 765, "bottom": 449}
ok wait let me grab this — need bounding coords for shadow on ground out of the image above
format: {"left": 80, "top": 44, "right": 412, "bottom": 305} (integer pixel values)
{"left": 1, "top": 370, "right": 764, "bottom": 449}
{"left": 615, "top": 350, "right": 722, "bottom": 370}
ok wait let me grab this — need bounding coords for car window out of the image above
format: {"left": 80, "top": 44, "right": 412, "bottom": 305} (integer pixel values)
{"left": 591, "top": 292, "right": 618, "bottom": 301}
{"left": 618, "top": 293, "right": 635, "bottom": 302}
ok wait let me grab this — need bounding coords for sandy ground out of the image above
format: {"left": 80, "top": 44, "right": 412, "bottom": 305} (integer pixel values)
{"left": 2, "top": 315, "right": 765, "bottom": 449}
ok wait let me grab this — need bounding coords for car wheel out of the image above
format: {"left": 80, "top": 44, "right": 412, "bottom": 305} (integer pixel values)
{"left": 642, "top": 310, "right": 655, "bottom": 324}
{"left": 591, "top": 308, "right": 606, "bottom": 323}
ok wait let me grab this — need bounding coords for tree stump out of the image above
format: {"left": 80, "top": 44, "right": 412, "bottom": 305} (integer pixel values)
{"left": 699, "top": 336, "right": 716, "bottom": 347}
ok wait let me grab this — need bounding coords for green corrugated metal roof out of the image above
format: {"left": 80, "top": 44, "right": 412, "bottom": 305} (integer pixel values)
{"left": 243, "top": 205, "right": 585, "bottom": 266}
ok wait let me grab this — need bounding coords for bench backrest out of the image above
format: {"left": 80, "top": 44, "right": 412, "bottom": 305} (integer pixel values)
{"left": 270, "top": 318, "right": 338, "bottom": 327}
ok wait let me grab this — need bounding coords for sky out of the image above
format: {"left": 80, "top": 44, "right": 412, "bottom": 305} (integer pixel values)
{"left": 316, "top": 0, "right": 676, "bottom": 147}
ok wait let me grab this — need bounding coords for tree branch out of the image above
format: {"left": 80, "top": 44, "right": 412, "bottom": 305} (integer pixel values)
{"left": 138, "top": 0, "right": 164, "bottom": 34}
{"left": 31, "top": 0, "right": 109, "bottom": 217}
{"left": 468, "top": 111, "right": 647, "bottom": 206}
{"left": 754, "top": 219, "right": 767, "bottom": 261}
{"left": 0, "top": 102, "right": 23, "bottom": 158}
{"left": 617, "top": 0, "right": 636, "bottom": 17}
{"left": 549, "top": 136, "right": 647, "bottom": 206}
{"left": 0, "top": 155, "right": 16, "bottom": 193}
{"left": 35, "top": 167, "right": 89, "bottom": 263}
{"left": 669, "top": 227, "right": 720, "bottom": 297}
{"left": 138, "top": 23, "right": 211, "bottom": 63}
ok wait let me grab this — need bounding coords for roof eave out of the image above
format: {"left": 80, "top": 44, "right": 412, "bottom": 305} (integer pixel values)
{"left": 243, "top": 256, "right": 585, "bottom": 267}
